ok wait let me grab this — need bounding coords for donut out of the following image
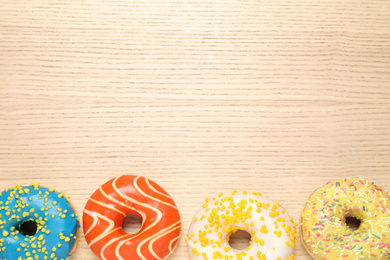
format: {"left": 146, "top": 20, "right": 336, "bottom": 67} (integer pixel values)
{"left": 186, "top": 190, "right": 297, "bottom": 260}
{"left": 0, "top": 183, "right": 79, "bottom": 260}
{"left": 83, "top": 175, "right": 181, "bottom": 260}
{"left": 301, "top": 177, "right": 390, "bottom": 259}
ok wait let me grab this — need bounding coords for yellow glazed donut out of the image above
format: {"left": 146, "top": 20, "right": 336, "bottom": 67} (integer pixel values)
{"left": 301, "top": 177, "right": 390, "bottom": 259}
{"left": 186, "top": 191, "right": 297, "bottom": 260}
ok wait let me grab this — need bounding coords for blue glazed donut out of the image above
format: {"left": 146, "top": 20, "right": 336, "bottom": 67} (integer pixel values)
{"left": 0, "top": 184, "right": 79, "bottom": 260}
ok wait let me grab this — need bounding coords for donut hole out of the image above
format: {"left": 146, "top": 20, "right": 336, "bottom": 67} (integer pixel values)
{"left": 345, "top": 216, "right": 361, "bottom": 231}
{"left": 19, "top": 220, "right": 38, "bottom": 236}
{"left": 122, "top": 214, "right": 143, "bottom": 234}
{"left": 228, "top": 229, "right": 252, "bottom": 250}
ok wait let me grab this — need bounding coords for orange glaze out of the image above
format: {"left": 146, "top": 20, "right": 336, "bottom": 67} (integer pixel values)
{"left": 83, "top": 175, "right": 181, "bottom": 260}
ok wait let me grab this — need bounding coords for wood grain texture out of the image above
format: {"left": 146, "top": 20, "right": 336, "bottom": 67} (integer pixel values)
{"left": 0, "top": 0, "right": 389, "bottom": 259}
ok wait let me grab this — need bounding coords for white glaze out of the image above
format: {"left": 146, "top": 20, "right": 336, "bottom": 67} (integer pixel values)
{"left": 186, "top": 192, "right": 297, "bottom": 260}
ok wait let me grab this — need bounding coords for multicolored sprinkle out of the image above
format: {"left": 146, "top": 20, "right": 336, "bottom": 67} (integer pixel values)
{"left": 301, "top": 177, "right": 390, "bottom": 259}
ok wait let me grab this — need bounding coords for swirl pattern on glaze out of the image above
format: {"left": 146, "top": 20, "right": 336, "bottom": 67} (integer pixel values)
{"left": 83, "top": 175, "right": 181, "bottom": 260}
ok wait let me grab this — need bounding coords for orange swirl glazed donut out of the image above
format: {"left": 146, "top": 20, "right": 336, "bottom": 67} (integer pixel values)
{"left": 83, "top": 175, "right": 181, "bottom": 260}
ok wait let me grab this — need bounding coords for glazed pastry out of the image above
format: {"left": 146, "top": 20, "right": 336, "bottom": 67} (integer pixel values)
{"left": 0, "top": 184, "right": 79, "bottom": 260}
{"left": 83, "top": 175, "right": 181, "bottom": 260}
{"left": 186, "top": 191, "right": 297, "bottom": 260}
{"left": 301, "top": 177, "right": 390, "bottom": 259}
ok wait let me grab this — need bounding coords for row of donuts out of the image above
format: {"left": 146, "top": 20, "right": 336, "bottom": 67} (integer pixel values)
{"left": 0, "top": 176, "right": 389, "bottom": 260}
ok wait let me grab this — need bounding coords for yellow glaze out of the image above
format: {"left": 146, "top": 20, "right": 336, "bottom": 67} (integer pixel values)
{"left": 301, "top": 177, "right": 390, "bottom": 259}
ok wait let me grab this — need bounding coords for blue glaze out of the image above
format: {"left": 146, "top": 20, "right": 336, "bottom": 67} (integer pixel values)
{"left": 0, "top": 184, "right": 78, "bottom": 260}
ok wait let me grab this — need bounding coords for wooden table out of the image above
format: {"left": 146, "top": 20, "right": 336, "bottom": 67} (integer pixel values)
{"left": 1, "top": 1, "right": 390, "bottom": 259}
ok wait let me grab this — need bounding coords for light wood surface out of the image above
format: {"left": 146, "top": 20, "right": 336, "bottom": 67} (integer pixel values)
{"left": 1, "top": 0, "right": 390, "bottom": 259}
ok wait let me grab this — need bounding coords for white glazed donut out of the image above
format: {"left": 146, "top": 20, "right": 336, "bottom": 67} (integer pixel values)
{"left": 186, "top": 191, "right": 297, "bottom": 260}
